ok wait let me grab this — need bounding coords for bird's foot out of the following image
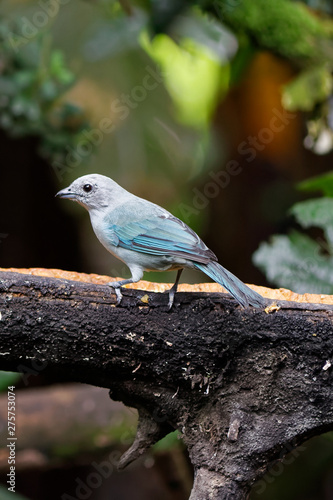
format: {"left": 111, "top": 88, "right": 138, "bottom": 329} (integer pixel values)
{"left": 106, "top": 281, "right": 123, "bottom": 305}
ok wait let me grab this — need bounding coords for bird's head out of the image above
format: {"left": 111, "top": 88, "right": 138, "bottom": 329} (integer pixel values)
{"left": 56, "top": 174, "right": 126, "bottom": 211}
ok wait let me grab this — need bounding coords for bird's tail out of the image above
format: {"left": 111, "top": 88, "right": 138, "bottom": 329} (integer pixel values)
{"left": 194, "top": 261, "right": 266, "bottom": 308}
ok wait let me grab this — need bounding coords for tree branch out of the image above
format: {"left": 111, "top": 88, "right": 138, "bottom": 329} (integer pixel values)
{"left": 1, "top": 270, "right": 333, "bottom": 499}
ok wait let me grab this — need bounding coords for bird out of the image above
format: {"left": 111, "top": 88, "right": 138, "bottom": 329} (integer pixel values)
{"left": 56, "top": 174, "right": 266, "bottom": 309}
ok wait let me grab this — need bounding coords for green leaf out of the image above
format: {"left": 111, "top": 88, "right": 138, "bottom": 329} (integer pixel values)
{"left": 0, "top": 371, "right": 21, "bottom": 392}
{"left": 298, "top": 171, "right": 333, "bottom": 197}
{"left": 254, "top": 198, "right": 333, "bottom": 293}
{"left": 290, "top": 197, "right": 333, "bottom": 247}
{"left": 282, "top": 66, "right": 333, "bottom": 112}
{"left": 253, "top": 230, "right": 333, "bottom": 294}
{"left": 50, "top": 50, "right": 74, "bottom": 85}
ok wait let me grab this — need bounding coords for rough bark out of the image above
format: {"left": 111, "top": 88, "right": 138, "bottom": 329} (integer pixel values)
{"left": 1, "top": 270, "right": 333, "bottom": 499}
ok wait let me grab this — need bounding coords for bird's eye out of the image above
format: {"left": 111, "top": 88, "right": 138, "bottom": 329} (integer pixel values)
{"left": 83, "top": 184, "right": 93, "bottom": 193}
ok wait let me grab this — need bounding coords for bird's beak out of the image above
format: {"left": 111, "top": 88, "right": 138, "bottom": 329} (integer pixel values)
{"left": 55, "top": 187, "right": 77, "bottom": 200}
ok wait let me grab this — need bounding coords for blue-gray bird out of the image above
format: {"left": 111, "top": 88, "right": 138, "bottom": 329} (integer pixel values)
{"left": 56, "top": 174, "right": 265, "bottom": 309}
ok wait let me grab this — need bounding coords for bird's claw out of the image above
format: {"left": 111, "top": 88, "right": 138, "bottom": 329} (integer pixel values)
{"left": 114, "top": 287, "right": 123, "bottom": 305}
{"left": 107, "top": 282, "right": 123, "bottom": 305}
{"left": 167, "top": 289, "right": 175, "bottom": 310}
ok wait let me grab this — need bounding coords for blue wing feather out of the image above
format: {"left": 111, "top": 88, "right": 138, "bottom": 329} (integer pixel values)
{"left": 108, "top": 215, "right": 217, "bottom": 264}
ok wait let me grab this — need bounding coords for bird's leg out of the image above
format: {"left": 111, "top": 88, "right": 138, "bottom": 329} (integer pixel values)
{"left": 168, "top": 269, "right": 183, "bottom": 310}
{"left": 106, "top": 279, "right": 135, "bottom": 304}
{"left": 107, "top": 266, "right": 143, "bottom": 305}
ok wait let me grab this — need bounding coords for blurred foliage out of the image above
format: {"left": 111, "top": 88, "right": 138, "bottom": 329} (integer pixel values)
{"left": 0, "top": 18, "right": 88, "bottom": 168}
{"left": 0, "top": 485, "right": 30, "bottom": 500}
{"left": 302, "top": 97, "right": 333, "bottom": 155}
{"left": 1, "top": 0, "right": 333, "bottom": 181}
{"left": 210, "top": 0, "right": 333, "bottom": 155}
{"left": 253, "top": 198, "right": 333, "bottom": 293}
{"left": 2, "top": 1, "right": 333, "bottom": 135}
{"left": 299, "top": 169, "right": 333, "bottom": 196}
{"left": 140, "top": 9, "right": 238, "bottom": 128}
{"left": 297, "top": 0, "right": 333, "bottom": 15}
{"left": 141, "top": 33, "right": 227, "bottom": 128}
{"left": 282, "top": 66, "right": 333, "bottom": 112}
{"left": 254, "top": 173, "right": 333, "bottom": 293}
{"left": 209, "top": 0, "right": 332, "bottom": 64}
{"left": 152, "top": 430, "right": 182, "bottom": 451}
{"left": 283, "top": 69, "right": 333, "bottom": 154}
{"left": 0, "top": 371, "right": 20, "bottom": 392}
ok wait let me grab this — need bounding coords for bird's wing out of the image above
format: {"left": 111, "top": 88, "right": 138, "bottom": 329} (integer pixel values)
{"left": 108, "top": 214, "right": 217, "bottom": 264}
